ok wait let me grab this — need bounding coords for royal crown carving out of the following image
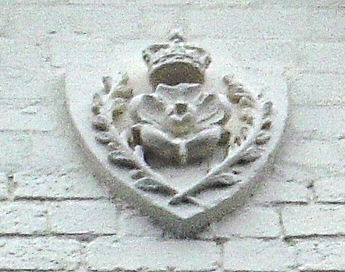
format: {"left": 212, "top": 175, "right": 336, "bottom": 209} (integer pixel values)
{"left": 143, "top": 30, "right": 211, "bottom": 87}
{"left": 65, "top": 31, "right": 288, "bottom": 237}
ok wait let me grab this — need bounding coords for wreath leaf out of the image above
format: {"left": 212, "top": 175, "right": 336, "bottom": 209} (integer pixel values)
{"left": 237, "top": 147, "right": 261, "bottom": 164}
{"left": 92, "top": 115, "right": 110, "bottom": 131}
{"left": 95, "top": 132, "right": 113, "bottom": 144}
{"left": 108, "top": 150, "right": 137, "bottom": 169}
{"left": 255, "top": 132, "right": 271, "bottom": 145}
{"left": 135, "top": 178, "right": 176, "bottom": 195}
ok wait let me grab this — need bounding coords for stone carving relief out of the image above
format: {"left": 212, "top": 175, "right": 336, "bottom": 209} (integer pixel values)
{"left": 65, "top": 31, "right": 288, "bottom": 236}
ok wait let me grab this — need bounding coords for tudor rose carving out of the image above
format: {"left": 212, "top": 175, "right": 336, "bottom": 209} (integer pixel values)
{"left": 90, "top": 31, "right": 274, "bottom": 208}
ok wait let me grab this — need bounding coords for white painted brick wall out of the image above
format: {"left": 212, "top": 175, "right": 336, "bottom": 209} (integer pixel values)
{"left": 0, "top": 173, "right": 8, "bottom": 200}
{"left": 314, "top": 176, "right": 345, "bottom": 202}
{"left": 87, "top": 237, "right": 220, "bottom": 271}
{"left": 295, "top": 238, "right": 345, "bottom": 271}
{"left": 13, "top": 165, "right": 107, "bottom": 199}
{"left": 49, "top": 200, "right": 119, "bottom": 234}
{"left": 0, "top": 0, "right": 344, "bottom": 271}
{"left": 212, "top": 206, "right": 281, "bottom": 238}
{"left": 0, "top": 237, "right": 82, "bottom": 270}
{"left": 0, "top": 202, "right": 48, "bottom": 234}
{"left": 223, "top": 239, "right": 296, "bottom": 271}
{"left": 282, "top": 205, "right": 345, "bottom": 237}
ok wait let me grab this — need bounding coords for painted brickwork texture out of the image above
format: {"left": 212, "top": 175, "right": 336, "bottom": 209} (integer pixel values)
{"left": 0, "top": 0, "right": 345, "bottom": 271}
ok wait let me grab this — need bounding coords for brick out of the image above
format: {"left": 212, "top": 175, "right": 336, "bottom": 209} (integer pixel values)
{"left": 117, "top": 208, "right": 162, "bottom": 237}
{"left": 48, "top": 35, "right": 115, "bottom": 68}
{"left": 277, "top": 137, "right": 345, "bottom": 170}
{"left": 49, "top": 38, "right": 295, "bottom": 71}
{"left": 29, "top": 132, "right": 88, "bottom": 169}
{"left": 184, "top": 9, "right": 345, "bottom": 40}
{"left": 251, "top": 0, "right": 344, "bottom": 8}
{"left": 0, "top": 0, "right": 65, "bottom": 4}
{"left": 0, "top": 133, "right": 33, "bottom": 173}
{"left": 223, "top": 239, "right": 295, "bottom": 271}
{"left": 0, "top": 67, "right": 45, "bottom": 99}
{"left": 0, "top": 99, "right": 57, "bottom": 131}
{"left": 253, "top": 180, "right": 310, "bottom": 204}
{"left": 213, "top": 207, "right": 281, "bottom": 238}
{"left": 0, "top": 38, "right": 48, "bottom": 70}
{"left": 86, "top": 236, "right": 220, "bottom": 271}
{"left": 0, "top": 132, "right": 81, "bottom": 174}
{"left": 199, "top": 39, "right": 297, "bottom": 68}
{"left": 64, "top": 0, "right": 345, "bottom": 8}
{"left": 0, "top": 67, "right": 63, "bottom": 99}
{"left": 289, "top": 73, "right": 345, "bottom": 106}
{"left": 274, "top": 162, "right": 321, "bottom": 185}
{"left": 314, "top": 177, "right": 345, "bottom": 203}
{"left": 295, "top": 238, "right": 345, "bottom": 271}
{"left": 303, "top": 9, "right": 345, "bottom": 41}
{"left": 288, "top": 105, "right": 345, "bottom": 140}
{"left": 282, "top": 205, "right": 345, "bottom": 237}
{"left": 13, "top": 164, "right": 106, "bottom": 199}
{"left": 5, "top": 6, "right": 179, "bottom": 42}
{"left": 296, "top": 42, "right": 345, "bottom": 73}
{"left": 0, "top": 173, "right": 7, "bottom": 200}
{"left": 49, "top": 200, "right": 118, "bottom": 234}
{"left": 252, "top": 165, "right": 311, "bottom": 204}
{"left": 0, "top": 237, "right": 81, "bottom": 270}
{"left": 0, "top": 202, "right": 47, "bottom": 234}
{"left": 0, "top": 6, "right": 10, "bottom": 36}
{"left": 67, "top": 0, "right": 249, "bottom": 6}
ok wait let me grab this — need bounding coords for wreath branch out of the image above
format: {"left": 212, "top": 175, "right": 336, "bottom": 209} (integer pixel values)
{"left": 169, "top": 76, "right": 273, "bottom": 206}
{"left": 92, "top": 74, "right": 177, "bottom": 195}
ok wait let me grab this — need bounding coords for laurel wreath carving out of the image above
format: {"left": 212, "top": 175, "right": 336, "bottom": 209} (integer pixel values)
{"left": 91, "top": 73, "right": 177, "bottom": 196}
{"left": 91, "top": 73, "right": 273, "bottom": 208}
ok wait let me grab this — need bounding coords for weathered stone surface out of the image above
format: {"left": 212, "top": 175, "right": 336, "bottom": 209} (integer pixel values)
{"left": 29, "top": 133, "right": 89, "bottom": 170}
{"left": 296, "top": 42, "right": 345, "bottom": 73}
{"left": 252, "top": 180, "right": 310, "bottom": 204}
{"left": 117, "top": 208, "right": 162, "bottom": 237}
{"left": 278, "top": 137, "right": 345, "bottom": 169}
{"left": 282, "top": 205, "right": 345, "bottom": 237}
{"left": 0, "top": 133, "right": 33, "bottom": 173}
{"left": 87, "top": 236, "right": 220, "bottom": 271}
{"left": 48, "top": 35, "right": 115, "bottom": 68}
{"left": 0, "top": 99, "right": 56, "bottom": 131}
{"left": 213, "top": 206, "right": 281, "bottom": 238}
{"left": 184, "top": 9, "right": 345, "bottom": 40}
{"left": 0, "top": 67, "right": 60, "bottom": 99}
{"left": 0, "top": 202, "right": 47, "bottom": 234}
{"left": 5, "top": 6, "right": 178, "bottom": 41}
{"left": 10, "top": 0, "right": 343, "bottom": 8}
{"left": 288, "top": 105, "right": 345, "bottom": 140}
{"left": 223, "top": 239, "right": 296, "bottom": 271}
{"left": 314, "top": 177, "right": 345, "bottom": 203}
{"left": 295, "top": 238, "right": 345, "bottom": 271}
{"left": 289, "top": 73, "right": 345, "bottom": 106}
{"left": 13, "top": 165, "right": 106, "bottom": 199}
{"left": 0, "top": 173, "right": 7, "bottom": 200}
{"left": 0, "top": 237, "right": 81, "bottom": 270}
{"left": 252, "top": 165, "right": 311, "bottom": 204}
{"left": 0, "top": 38, "right": 48, "bottom": 70}
{"left": 49, "top": 200, "right": 118, "bottom": 234}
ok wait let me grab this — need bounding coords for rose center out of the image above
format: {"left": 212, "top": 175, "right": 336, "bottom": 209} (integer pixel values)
{"left": 175, "top": 103, "right": 188, "bottom": 115}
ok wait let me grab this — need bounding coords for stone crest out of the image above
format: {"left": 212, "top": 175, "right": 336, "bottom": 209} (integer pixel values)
{"left": 65, "top": 31, "right": 288, "bottom": 236}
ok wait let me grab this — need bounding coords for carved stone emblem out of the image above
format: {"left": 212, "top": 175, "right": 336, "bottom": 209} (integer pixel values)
{"left": 65, "top": 31, "right": 288, "bottom": 236}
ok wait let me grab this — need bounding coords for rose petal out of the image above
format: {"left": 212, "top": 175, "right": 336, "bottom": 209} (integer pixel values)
{"left": 196, "top": 94, "right": 227, "bottom": 127}
{"left": 129, "top": 94, "right": 166, "bottom": 125}
{"left": 155, "top": 83, "right": 202, "bottom": 103}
